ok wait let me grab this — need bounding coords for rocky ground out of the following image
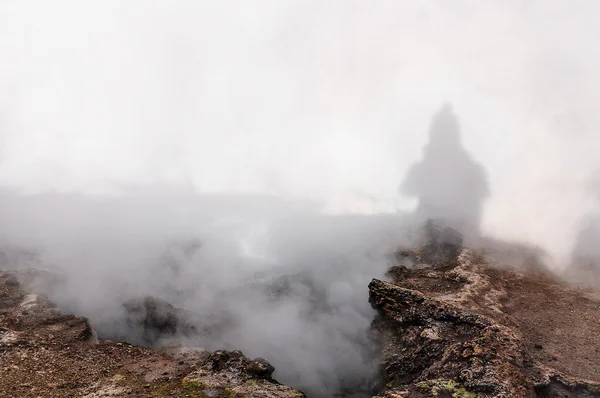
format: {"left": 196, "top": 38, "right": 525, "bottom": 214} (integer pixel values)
{"left": 370, "top": 226, "right": 600, "bottom": 397}
{"left": 1, "top": 223, "right": 600, "bottom": 397}
{"left": 0, "top": 270, "right": 305, "bottom": 398}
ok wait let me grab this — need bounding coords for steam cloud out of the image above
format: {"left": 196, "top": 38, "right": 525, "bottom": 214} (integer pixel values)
{"left": 0, "top": 190, "right": 414, "bottom": 396}
{"left": 1, "top": 0, "right": 600, "bottom": 396}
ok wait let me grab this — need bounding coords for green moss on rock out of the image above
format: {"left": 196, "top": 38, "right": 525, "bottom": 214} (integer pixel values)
{"left": 416, "top": 379, "right": 476, "bottom": 397}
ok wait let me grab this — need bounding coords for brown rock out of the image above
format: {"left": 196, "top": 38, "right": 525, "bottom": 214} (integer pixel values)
{"left": 0, "top": 270, "right": 304, "bottom": 398}
{"left": 370, "top": 247, "right": 600, "bottom": 397}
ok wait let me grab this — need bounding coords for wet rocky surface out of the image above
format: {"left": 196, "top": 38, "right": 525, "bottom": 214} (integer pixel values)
{"left": 2, "top": 223, "right": 600, "bottom": 398}
{"left": 370, "top": 246, "right": 600, "bottom": 397}
{"left": 0, "top": 270, "right": 305, "bottom": 397}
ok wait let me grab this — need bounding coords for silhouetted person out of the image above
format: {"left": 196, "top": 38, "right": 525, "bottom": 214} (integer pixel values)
{"left": 400, "top": 104, "right": 489, "bottom": 236}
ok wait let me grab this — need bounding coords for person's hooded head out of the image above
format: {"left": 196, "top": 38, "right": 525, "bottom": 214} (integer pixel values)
{"left": 426, "top": 103, "right": 461, "bottom": 153}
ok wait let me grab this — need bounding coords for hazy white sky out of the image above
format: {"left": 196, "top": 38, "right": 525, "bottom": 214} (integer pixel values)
{"left": 1, "top": 0, "right": 600, "bottom": 259}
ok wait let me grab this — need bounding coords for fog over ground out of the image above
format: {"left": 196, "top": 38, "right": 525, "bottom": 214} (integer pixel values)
{"left": 1, "top": 0, "right": 600, "bottom": 260}
{"left": 0, "top": 0, "right": 599, "bottom": 396}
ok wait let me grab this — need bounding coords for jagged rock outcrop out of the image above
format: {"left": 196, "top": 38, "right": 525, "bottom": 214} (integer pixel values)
{"left": 0, "top": 270, "right": 305, "bottom": 397}
{"left": 395, "top": 220, "right": 463, "bottom": 269}
{"left": 370, "top": 245, "right": 600, "bottom": 398}
{"left": 182, "top": 350, "right": 305, "bottom": 398}
{"left": 369, "top": 278, "right": 531, "bottom": 397}
{"left": 122, "top": 295, "right": 232, "bottom": 347}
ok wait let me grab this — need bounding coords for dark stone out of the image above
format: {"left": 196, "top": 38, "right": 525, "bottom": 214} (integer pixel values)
{"left": 248, "top": 357, "right": 275, "bottom": 379}
{"left": 119, "top": 295, "right": 234, "bottom": 348}
{"left": 5, "top": 275, "right": 19, "bottom": 287}
{"left": 418, "top": 219, "right": 463, "bottom": 267}
{"left": 204, "top": 350, "right": 275, "bottom": 380}
{"left": 368, "top": 278, "right": 532, "bottom": 397}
